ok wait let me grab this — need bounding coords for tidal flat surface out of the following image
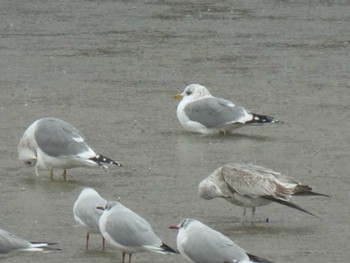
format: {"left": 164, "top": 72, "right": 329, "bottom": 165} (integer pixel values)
{"left": 0, "top": 0, "right": 349, "bottom": 262}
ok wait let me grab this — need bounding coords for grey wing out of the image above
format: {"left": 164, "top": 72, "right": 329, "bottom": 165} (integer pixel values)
{"left": 35, "top": 117, "right": 91, "bottom": 157}
{"left": 74, "top": 196, "right": 107, "bottom": 230}
{"left": 182, "top": 227, "right": 248, "bottom": 263}
{"left": 220, "top": 164, "right": 278, "bottom": 198}
{"left": 0, "top": 229, "right": 31, "bottom": 254}
{"left": 184, "top": 98, "right": 250, "bottom": 128}
{"left": 106, "top": 210, "right": 161, "bottom": 248}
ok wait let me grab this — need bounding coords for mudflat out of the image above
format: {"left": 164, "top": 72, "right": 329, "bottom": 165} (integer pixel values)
{"left": 0, "top": 0, "right": 349, "bottom": 262}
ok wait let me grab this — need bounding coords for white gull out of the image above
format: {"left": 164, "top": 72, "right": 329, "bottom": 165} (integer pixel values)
{"left": 73, "top": 187, "right": 107, "bottom": 250}
{"left": 170, "top": 218, "right": 273, "bottom": 263}
{"left": 173, "top": 84, "right": 282, "bottom": 135}
{"left": 18, "top": 117, "right": 122, "bottom": 180}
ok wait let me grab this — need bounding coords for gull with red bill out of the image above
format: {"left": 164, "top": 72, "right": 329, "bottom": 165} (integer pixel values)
{"left": 170, "top": 218, "right": 273, "bottom": 263}
{"left": 97, "top": 201, "right": 178, "bottom": 263}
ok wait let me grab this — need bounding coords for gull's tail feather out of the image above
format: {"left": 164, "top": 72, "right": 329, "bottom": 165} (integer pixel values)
{"left": 24, "top": 242, "right": 61, "bottom": 252}
{"left": 262, "top": 196, "right": 318, "bottom": 217}
{"left": 30, "top": 242, "right": 58, "bottom": 247}
{"left": 293, "top": 185, "right": 330, "bottom": 197}
{"left": 160, "top": 242, "right": 179, "bottom": 254}
{"left": 247, "top": 113, "right": 283, "bottom": 125}
{"left": 90, "top": 154, "right": 123, "bottom": 168}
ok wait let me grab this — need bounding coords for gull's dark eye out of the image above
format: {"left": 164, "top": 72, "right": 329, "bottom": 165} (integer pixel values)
{"left": 24, "top": 160, "right": 35, "bottom": 166}
{"left": 186, "top": 90, "right": 192, "bottom": 95}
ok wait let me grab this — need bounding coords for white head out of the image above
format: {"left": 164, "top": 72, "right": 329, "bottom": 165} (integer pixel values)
{"left": 80, "top": 187, "right": 100, "bottom": 197}
{"left": 179, "top": 84, "right": 212, "bottom": 101}
{"left": 18, "top": 137, "right": 37, "bottom": 167}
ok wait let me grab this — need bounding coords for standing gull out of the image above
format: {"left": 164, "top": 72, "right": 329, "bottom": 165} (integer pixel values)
{"left": 98, "top": 201, "right": 178, "bottom": 263}
{"left": 173, "top": 84, "right": 282, "bottom": 134}
{"left": 18, "top": 117, "right": 123, "bottom": 180}
{"left": 198, "top": 163, "right": 329, "bottom": 223}
{"left": 170, "top": 218, "right": 273, "bottom": 263}
{"left": 73, "top": 187, "right": 107, "bottom": 250}
{"left": 0, "top": 228, "right": 59, "bottom": 254}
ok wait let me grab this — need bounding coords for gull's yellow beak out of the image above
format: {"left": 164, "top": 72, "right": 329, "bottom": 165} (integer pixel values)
{"left": 173, "top": 93, "right": 183, "bottom": 100}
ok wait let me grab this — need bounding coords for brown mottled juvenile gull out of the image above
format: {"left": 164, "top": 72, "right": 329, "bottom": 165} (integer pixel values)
{"left": 198, "top": 163, "right": 329, "bottom": 222}
{"left": 18, "top": 117, "right": 122, "bottom": 180}
{"left": 169, "top": 218, "right": 273, "bottom": 263}
{"left": 173, "top": 84, "right": 282, "bottom": 135}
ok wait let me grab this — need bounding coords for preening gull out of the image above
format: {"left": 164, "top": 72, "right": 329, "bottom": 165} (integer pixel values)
{"left": 173, "top": 84, "right": 282, "bottom": 135}
{"left": 0, "top": 228, "right": 59, "bottom": 254}
{"left": 198, "top": 163, "right": 329, "bottom": 223}
{"left": 169, "top": 218, "right": 273, "bottom": 263}
{"left": 98, "top": 201, "right": 178, "bottom": 263}
{"left": 73, "top": 187, "right": 107, "bottom": 250}
{"left": 18, "top": 117, "right": 122, "bottom": 180}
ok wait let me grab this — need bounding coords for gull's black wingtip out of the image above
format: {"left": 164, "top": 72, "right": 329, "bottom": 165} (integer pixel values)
{"left": 161, "top": 242, "right": 179, "bottom": 254}
{"left": 91, "top": 154, "right": 123, "bottom": 168}
{"left": 263, "top": 196, "right": 319, "bottom": 218}
{"left": 293, "top": 185, "right": 330, "bottom": 197}
{"left": 30, "top": 241, "right": 62, "bottom": 251}
{"left": 247, "top": 113, "right": 283, "bottom": 125}
{"left": 247, "top": 252, "right": 275, "bottom": 263}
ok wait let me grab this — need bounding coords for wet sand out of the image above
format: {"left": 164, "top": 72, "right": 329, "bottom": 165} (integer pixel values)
{"left": 0, "top": 0, "right": 349, "bottom": 262}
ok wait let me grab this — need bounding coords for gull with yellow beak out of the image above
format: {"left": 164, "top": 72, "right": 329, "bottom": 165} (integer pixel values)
{"left": 173, "top": 84, "right": 282, "bottom": 135}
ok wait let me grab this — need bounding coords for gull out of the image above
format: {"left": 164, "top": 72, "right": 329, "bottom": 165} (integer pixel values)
{"left": 0, "top": 228, "right": 59, "bottom": 254}
{"left": 73, "top": 187, "right": 107, "bottom": 250}
{"left": 173, "top": 84, "right": 282, "bottom": 135}
{"left": 169, "top": 218, "right": 273, "bottom": 263}
{"left": 198, "top": 163, "right": 329, "bottom": 223}
{"left": 98, "top": 201, "right": 178, "bottom": 263}
{"left": 18, "top": 117, "right": 123, "bottom": 180}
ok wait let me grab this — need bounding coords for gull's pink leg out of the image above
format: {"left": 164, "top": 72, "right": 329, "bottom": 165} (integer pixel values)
{"left": 102, "top": 236, "right": 105, "bottom": 250}
{"left": 85, "top": 233, "right": 89, "bottom": 250}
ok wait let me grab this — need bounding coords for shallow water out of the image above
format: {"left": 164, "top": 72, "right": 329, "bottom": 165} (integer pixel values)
{"left": 0, "top": 0, "right": 349, "bottom": 262}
